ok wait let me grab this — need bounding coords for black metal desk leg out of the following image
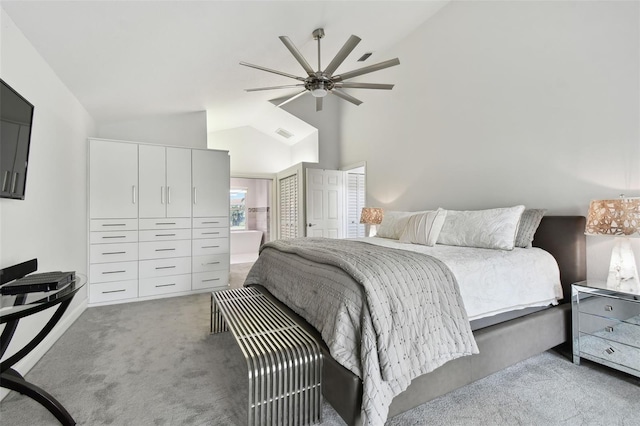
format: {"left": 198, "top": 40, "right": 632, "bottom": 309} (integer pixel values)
{"left": 1, "top": 368, "right": 76, "bottom": 426}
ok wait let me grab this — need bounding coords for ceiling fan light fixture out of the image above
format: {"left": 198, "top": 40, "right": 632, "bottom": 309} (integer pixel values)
{"left": 310, "top": 82, "right": 329, "bottom": 97}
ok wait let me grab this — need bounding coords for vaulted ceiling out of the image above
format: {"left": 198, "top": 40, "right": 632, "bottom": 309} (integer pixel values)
{"left": 2, "top": 1, "right": 448, "bottom": 142}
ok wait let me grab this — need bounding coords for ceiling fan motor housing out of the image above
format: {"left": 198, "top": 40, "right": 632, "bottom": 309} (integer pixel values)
{"left": 306, "top": 74, "right": 334, "bottom": 97}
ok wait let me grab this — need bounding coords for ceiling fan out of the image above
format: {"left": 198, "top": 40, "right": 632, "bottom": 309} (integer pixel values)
{"left": 241, "top": 28, "right": 400, "bottom": 112}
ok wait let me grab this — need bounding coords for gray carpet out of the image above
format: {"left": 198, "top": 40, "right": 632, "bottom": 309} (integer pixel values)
{"left": 1, "top": 263, "right": 639, "bottom": 425}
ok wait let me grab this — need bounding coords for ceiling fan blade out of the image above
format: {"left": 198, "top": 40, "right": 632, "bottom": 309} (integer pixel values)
{"left": 323, "top": 35, "right": 361, "bottom": 76}
{"left": 333, "top": 58, "right": 400, "bottom": 82}
{"left": 240, "top": 61, "right": 305, "bottom": 81}
{"left": 334, "top": 83, "right": 394, "bottom": 90}
{"left": 279, "top": 36, "right": 315, "bottom": 76}
{"left": 331, "top": 89, "right": 363, "bottom": 106}
{"left": 275, "top": 90, "right": 309, "bottom": 108}
{"left": 316, "top": 97, "right": 323, "bottom": 112}
{"left": 245, "top": 84, "right": 305, "bottom": 92}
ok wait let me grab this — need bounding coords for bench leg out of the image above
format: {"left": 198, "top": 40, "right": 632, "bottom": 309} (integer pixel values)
{"left": 211, "top": 293, "right": 228, "bottom": 334}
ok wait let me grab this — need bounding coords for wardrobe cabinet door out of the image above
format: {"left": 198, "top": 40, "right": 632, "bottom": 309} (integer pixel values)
{"left": 192, "top": 150, "right": 229, "bottom": 218}
{"left": 139, "top": 144, "right": 166, "bottom": 219}
{"left": 166, "top": 147, "right": 192, "bottom": 218}
{"left": 89, "top": 140, "right": 138, "bottom": 219}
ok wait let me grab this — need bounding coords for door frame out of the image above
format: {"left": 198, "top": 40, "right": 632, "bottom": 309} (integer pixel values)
{"left": 230, "top": 172, "right": 277, "bottom": 243}
{"left": 341, "top": 161, "right": 367, "bottom": 237}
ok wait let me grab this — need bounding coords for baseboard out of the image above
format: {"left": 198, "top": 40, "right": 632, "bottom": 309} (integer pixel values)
{"left": 0, "top": 299, "right": 88, "bottom": 401}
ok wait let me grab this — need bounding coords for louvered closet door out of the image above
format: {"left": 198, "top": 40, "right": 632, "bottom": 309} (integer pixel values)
{"left": 346, "top": 173, "right": 366, "bottom": 238}
{"left": 279, "top": 175, "right": 299, "bottom": 239}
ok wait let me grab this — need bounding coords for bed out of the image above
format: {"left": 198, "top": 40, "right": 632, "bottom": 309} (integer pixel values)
{"left": 244, "top": 214, "right": 586, "bottom": 426}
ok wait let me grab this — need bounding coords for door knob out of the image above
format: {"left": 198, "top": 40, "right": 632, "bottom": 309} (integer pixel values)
{"left": 308, "top": 223, "right": 317, "bottom": 227}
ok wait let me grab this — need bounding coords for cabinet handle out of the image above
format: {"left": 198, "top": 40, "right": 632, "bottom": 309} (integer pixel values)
{"left": 203, "top": 232, "right": 220, "bottom": 235}
{"left": 203, "top": 278, "right": 221, "bottom": 282}
{"left": 156, "top": 283, "right": 176, "bottom": 288}
{"left": 156, "top": 222, "right": 176, "bottom": 225}
{"left": 155, "top": 265, "right": 176, "bottom": 270}
{"left": 11, "top": 172, "right": 18, "bottom": 194}
{"left": 2, "top": 170, "right": 10, "bottom": 192}
{"left": 605, "top": 326, "right": 614, "bottom": 333}
{"left": 102, "top": 251, "right": 126, "bottom": 255}
{"left": 102, "top": 235, "right": 126, "bottom": 239}
{"left": 167, "top": 186, "right": 171, "bottom": 204}
{"left": 102, "top": 270, "right": 126, "bottom": 274}
{"left": 132, "top": 186, "right": 137, "bottom": 204}
{"left": 155, "top": 248, "right": 175, "bottom": 252}
{"left": 202, "top": 221, "right": 219, "bottom": 224}
{"left": 161, "top": 186, "right": 165, "bottom": 204}
{"left": 102, "top": 223, "right": 126, "bottom": 227}
{"left": 203, "top": 245, "right": 220, "bottom": 249}
{"left": 193, "top": 187, "right": 197, "bottom": 204}
{"left": 155, "top": 233, "right": 176, "bottom": 237}
{"left": 206, "top": 261, "right": 220, "bottom": 265}
{"left": 605, "top": 347, "right": 615, "bottom": 355}
{"left": 103, "top": 289, "right": 126, "bottom": 294}
{"left": 604, "top": 305, "right": 613, "bottom": 312}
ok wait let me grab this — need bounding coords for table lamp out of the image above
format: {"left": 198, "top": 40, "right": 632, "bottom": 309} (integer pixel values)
{"left": 585, "top": 196, "right": 640, "bottom": 293}
{"left": 360, "top": 207, "right": 383, "bottom": 237}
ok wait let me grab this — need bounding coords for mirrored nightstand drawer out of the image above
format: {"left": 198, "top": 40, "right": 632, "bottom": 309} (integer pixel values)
{"left": 578, "top": 312, "right": 640, "bottom": 349}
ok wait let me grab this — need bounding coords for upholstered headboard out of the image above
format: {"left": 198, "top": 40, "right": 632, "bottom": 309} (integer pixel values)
{"left": 532, "top": 216, "right": 586, "bottom": 303}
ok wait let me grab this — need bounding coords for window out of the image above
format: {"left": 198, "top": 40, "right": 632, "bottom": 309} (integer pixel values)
{"left": 230, "top": 188, "right": 247, "bottom": 230}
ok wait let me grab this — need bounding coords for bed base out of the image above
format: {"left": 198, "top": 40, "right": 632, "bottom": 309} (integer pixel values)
{"left": 251, "top": 216, "right": 587, "bottom": 425}
{"left": 211, "top": 287, "right": 323, "bottom": 426}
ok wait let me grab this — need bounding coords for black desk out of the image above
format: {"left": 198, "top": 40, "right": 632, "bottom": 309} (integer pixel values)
{"left": 0, "top": 275, "right": 86, "bottom": 425}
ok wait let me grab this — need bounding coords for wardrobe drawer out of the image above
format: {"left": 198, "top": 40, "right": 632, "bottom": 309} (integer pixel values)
{"left": 193, "top": 270, "right": 229, "bottom": 290}
{"left": 193, "top": 228, "right": 229, "bottom": 239}
{"left": 139, "top": 218, "right": 191, "bottom": 230}
{"left": 90, "top": 280, "right": 138, "bottom": 303}
{"left": 139, "top": 257, "right": 192, "bottom": 278}
{"left": 193, "top": 238, "right": 229, "bottom": 256}
{"left": 578, "top": 296, "right": 640, "bottom": 322}
{"left": 139, "top": 229, "right": 191, "bottom": 242}
{"left": 90, "top": 243, "right": 138, "bottom": 264}
{"left": 193, "top": 217, "right": 228, "bottom": 229}
{"left": 139, "top": 240, "right": 191, "bottom": 260}
{"left": 90, "top": 261, "right": 138, "bottom": 284}
{"left": 90, "top": 219, "right": 138, "bottom": 232}
{"left": 90, "top": 230, "right": 138, "bottom": 244}
{"left": 192, "top": 255, "right": 228, "bottom": 273}
{"left": 139, "top": 274, "right": 191, "bottom": 297}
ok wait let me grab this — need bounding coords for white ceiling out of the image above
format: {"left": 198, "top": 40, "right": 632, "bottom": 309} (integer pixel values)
{"left": 2, "top": 1, "right": 448, "bottom": 142}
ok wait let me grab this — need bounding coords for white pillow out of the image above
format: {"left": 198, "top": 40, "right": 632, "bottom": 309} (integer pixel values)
{"left": 437, "top": 205, "right": 525, "bottom": 250}
{"left": 399, "top": 209, "right": 447, "bottom": 246}
{"left": 376, "top": 211, "right": 418, "bottom": 239}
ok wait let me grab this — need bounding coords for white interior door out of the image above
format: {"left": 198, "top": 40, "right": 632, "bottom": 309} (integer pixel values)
{"left": 306, "top": 169, "right": 344, "bottom": 238}
{"left": 346, "top": 172, "right": 366, "bottom": 238}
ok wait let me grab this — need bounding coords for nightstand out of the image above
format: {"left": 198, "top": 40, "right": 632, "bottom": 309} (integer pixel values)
{"left": 572, "top": 280, "right": 640, "bottom": 378}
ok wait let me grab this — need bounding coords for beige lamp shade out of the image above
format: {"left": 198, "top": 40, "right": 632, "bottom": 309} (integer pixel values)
{"left": 585, "top": 198, "right": 640, "bottom": 236}
{"left": 585, "top": 197, "right": 640, "bottom": 293}
{"left": 360, "top": 207, "right": 384, "bottom": 225}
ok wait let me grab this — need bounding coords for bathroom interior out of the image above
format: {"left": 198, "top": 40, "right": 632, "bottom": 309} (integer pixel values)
{"left": 229, "top": 177, "right": 272, "bottom": 264}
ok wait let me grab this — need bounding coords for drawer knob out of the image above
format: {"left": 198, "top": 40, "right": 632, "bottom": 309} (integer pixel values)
{"left": 604, "top": 305, "right": 613, "bottom": 312}
{"left": 605, "top": 326, "right": 614, "bottom": 333}
{"left": 605, "top": 347, "right": 615, "bottom": 355}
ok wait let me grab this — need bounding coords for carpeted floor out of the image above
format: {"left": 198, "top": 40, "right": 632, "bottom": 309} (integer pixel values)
{"left": 1, "top": 263, "right": 639, "bottom": 425}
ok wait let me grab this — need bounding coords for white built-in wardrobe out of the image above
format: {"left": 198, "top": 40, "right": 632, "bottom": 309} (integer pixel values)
{"left": 88, "top": 138, "right": 230, "bottom": 305}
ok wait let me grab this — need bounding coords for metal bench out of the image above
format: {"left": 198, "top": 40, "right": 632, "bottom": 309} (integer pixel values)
{"left": 211, "top": 287, "right": 322, "bottom": 426}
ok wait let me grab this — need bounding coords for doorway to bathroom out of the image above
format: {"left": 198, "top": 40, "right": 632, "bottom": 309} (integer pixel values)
{"left": 229, "top": 177, "right": 273, "bottom": 264}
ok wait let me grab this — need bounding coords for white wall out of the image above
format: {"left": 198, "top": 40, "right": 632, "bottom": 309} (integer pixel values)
{"left": 97, "top": 111, "right": 207, "bottom": 148}
{"left": 282, "top": 94, "right": 342, "bottom": 169}
{"left": 209, "top": 125, "right": 297, "bottom": 174}
{"left": 0, "top": 9, "right": 95, "bottom": 392}
{"left": 291, "top": 131, "right": 319, "bottom": 165}
{"left": 339, "top": 1, "right": 640, "bottom": 281}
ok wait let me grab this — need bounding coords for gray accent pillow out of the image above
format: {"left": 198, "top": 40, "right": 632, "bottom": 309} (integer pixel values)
{"left": 515, "top": 209, "right": 547, "bottom": 248}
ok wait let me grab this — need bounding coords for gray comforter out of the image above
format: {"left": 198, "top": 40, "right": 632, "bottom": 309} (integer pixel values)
{"left": 245, "top": 238, "right": 479, "bottom": 426}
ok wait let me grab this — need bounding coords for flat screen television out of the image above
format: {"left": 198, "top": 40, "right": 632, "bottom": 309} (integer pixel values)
{"left": 1, "top": 78, "right": 34, "bottom": 200}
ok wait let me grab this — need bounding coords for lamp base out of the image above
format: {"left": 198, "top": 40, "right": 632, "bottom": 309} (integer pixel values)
{"left": 367, "top": 224, "right": 378, "bottom": 238}
{"left": 606, "top": 237, "right": 640, "bottom": 294}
